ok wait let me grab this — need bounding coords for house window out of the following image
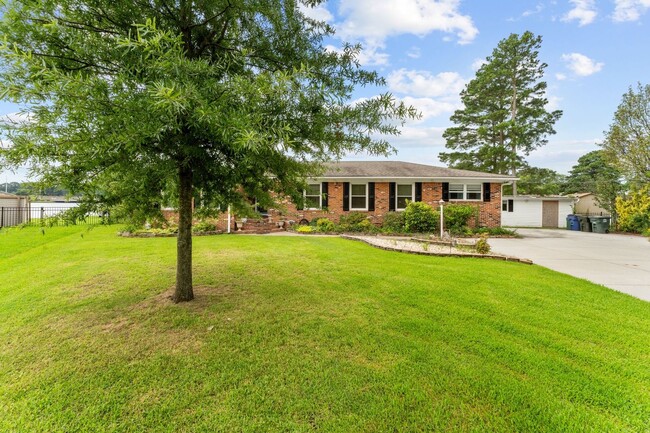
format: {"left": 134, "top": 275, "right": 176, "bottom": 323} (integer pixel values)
{"left": 449, "top": 183, "right": 482, "bottom": 201}
{"left": 449, "top": 184, "right": 465, "bottom": 200}
{"left": 466, "top": 184, "right": 482, "bottom": 200}
{"left": 350, "top": 184, "right": 367, "bottom": 210}
{"left": 304, "top": 183, "right": 321, "bottom": 209}
{"left": 396, "top": 184, "right": 413, "bottom": 210}
{"left": 502, "top": 199, "right": 514, "bottom": 212}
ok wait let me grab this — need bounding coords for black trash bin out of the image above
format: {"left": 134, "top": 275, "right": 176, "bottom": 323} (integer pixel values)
{"left": 590, "top": 216, "right": 611, "bottom": 234}
{"left": 566, "top": 214, "right": 580, "bottom": 231}
{"left": 578, "top": 215, "right": 592, "bottom": 232}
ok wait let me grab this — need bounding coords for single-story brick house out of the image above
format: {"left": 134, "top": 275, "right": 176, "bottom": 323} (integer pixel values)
{"left": 219, "top": 161, "right": 515, "bottom": 232}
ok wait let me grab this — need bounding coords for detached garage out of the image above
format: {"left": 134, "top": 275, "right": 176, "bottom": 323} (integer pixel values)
{"left": 0, "top": 192, "right": 31, "bottom": 227}
{"left": 501, "top": 195, "right": 575, "bottom": 228}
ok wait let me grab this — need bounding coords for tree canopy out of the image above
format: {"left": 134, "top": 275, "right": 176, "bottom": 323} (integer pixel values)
{"left": 563, "top": 150, "right": 624, "bottom": 216}
{"left": 602, "top": 83, "right": 650, "bottom": 187}
{"left": 0, "top": 0, "right": 416, "bottom": 301}
{"left": 507, "top": 166, "right": 565, "bottom": 196}
{"left": 440, "top": 31, "right": 562, "bottom": 189}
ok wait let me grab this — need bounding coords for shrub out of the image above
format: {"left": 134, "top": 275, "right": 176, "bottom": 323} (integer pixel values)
{"left": 616, "top": 186, "right": 650, "bottom": 234}
{"left": 444, "top": 204, "right": 477, "bottom": 234}
{"left": 475, "top": 234, "right": 491, "bottom": 254}
{"left": 315, "top": 218, "right": 335, "bottom": 232}
{"left": 338, "top": 212, "right": 376, "bottom": 232}
{"left": 403, "top": 201, "right": 438, "bottom": 233}
{"left": 382, "top": 211, "right": 405, "bottom": 232}
{"left": 296, "top": 225, "right": 313, "bottom": 233}
{"left": 339, "top": 212, "right": 368, "bottom": 226}
{"left": 192, "top": 220, "right": 217, "bottom": 233}
{"left": 357, "top": 219, "right": 378, "bottom": 233}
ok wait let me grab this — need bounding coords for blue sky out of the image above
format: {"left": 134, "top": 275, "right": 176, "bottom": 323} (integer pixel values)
{"left": 300, "top": 0, "right": 650, "bottom": 174}
{"left": 2, "top": 0, "right": 649, "bottom": 182}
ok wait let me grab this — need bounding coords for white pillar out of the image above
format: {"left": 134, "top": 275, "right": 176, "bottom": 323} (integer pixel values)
{"left": 439, "top": 199, "right": 444, "bottom": 238}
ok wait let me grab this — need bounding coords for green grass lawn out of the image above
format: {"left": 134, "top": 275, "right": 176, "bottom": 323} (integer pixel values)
{"left": 1, "top": 225, "right": 648, "bottom": 432}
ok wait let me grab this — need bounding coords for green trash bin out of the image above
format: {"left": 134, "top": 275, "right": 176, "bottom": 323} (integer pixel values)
{"left": 578, "top": 215, "right": 592, "bottom": 232}
{"left": 590, "top": 216, "right": 611, "bottom": 234}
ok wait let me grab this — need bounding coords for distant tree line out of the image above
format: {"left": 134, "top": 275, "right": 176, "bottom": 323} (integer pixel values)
{"left": 2, "top": 181, "right": 69, "bottom": 197}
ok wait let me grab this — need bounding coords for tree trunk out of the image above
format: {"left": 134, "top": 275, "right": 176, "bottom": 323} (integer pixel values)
{"left": 173, "top": 164, "right": 194, "bottom": 302}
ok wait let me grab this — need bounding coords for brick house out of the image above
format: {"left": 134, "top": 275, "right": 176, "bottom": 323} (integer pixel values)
{"left": 218, "top": 161, "right": 515, "bottom": 232}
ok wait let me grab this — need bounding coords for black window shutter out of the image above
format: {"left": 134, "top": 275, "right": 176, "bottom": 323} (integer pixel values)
{"left": 389, "top": 182, "right": 396, "bottom": 211}
{"left": 442, "top": 182, "right": 449, "bottom": 202}
{"left": 368, "top": 182, "right": 375, "bottom": 211}
{"left": 343, "top": 182, "right": 350, "bottom": 211}
{"left": 415, "top": 182, "right": 422, "bottom": 202}
{"left": 321, "top": 182, "right": 328, "bottom": 208}
{"left": 483, "top": 183, "right": 491, "bottom": 202}
{"left": 508, "top": 199, "right": 514, "bottom": 212}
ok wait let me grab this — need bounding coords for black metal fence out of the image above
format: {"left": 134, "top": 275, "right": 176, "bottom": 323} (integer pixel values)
{"left": 0, "top": 206, "right": 113, "bottom": 228}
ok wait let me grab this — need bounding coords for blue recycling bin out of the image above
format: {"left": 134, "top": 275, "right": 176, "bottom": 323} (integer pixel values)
{"left": 566, "top": 214, "right": 580, "bottom": 231}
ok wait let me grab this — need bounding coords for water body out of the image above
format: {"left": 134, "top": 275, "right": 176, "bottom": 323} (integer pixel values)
{"left": 30, "top": 201, "right": 79, "bottom": 218}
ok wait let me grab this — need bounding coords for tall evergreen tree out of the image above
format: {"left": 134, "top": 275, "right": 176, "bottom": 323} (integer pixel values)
{"left": 0, "top": 0, "right": 416, "bottom": 302}
{"left": 440, "top": 31, "right": 562, "bottom": 193}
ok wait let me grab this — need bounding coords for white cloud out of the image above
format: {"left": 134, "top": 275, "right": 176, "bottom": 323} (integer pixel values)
{"left": 471, "top": 58, "right": 487, "bottom": 71}
{"left": 1, "top": 112, "right": 33, "bottom": 125}
{"left": 299, "top": 3, "right": 333, "bottom": 22}
{"left": 335, "top": 0, "right": 478, "bottom": 65}
{"left": 386, "top": 69, "right": 466, "bottom": 98}
{"left": 613, "top": 0, "right": 650, "bottom": 22}
{"left": 561, "top": 53, "right": 604, "bottom": 76}
{"left": 555, "top": 73, "right": 567, "bottom": 81}
{"left": 545, "top": 95, "right": 562, "bottom": 111}
{"left": 522, "top": 3, "right": 544, "bottom": 17}
{"left": 528, "top": 140, "right": 602, "bottom": 173}
{"left": 406, "top": 47, "right": 421, "bottom": 59}
{"left": 400, "top": 96, "right": 459, "bottom": 120}
{"left": 342, "top": 125, "right": 447, "bottom": 164}
{"left": 325, "top": 44, "right": 390, "bottom": 66}
{"left": 507, "top": 3, "right": 544, "bottom": 21}
{"left": 562, "top": 0, "right": 597, "bottom": 26}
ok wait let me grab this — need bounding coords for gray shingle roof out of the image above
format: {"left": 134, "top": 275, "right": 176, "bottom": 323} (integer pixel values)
{"left": 0, "top": 192, "right": 20, "bottom": 199}
{"left": 318, "top": 161, "right": 514, "bottom": 180}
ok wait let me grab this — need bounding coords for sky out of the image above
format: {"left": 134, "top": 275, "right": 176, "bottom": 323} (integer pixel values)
{"left": 2, "top": 0, "right": 649, "bottom": 182}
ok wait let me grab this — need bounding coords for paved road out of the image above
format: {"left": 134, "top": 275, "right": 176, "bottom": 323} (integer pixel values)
{"left": 490, "top": 229, "right": 650, "bottom": 302}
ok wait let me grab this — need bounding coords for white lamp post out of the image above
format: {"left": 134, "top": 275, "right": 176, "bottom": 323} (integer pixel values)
{"left": 439, "top": 199, "right": 445, "bottom": 239}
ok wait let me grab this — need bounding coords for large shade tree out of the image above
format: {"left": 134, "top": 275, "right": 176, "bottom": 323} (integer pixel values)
{"left": 563, "top": 150, "right": 624, "bottom": 217}
{"left": 510, "top": 166, "right": 565, "bottom": 196}
{"left": 440, "top": 31, "right": 562, "bottom": 193}
{"left": 0, "top": 0, "right": 416, "bottom": 302}
{"left": 602, "top": 83, "right": 650, "bottom": 187}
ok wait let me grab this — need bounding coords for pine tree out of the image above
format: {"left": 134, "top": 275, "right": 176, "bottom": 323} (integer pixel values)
{"left": 440, "top": 31, "right": 562, "bottom": 193}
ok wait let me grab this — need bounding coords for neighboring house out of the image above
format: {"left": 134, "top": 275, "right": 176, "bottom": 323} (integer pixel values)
{"left": 501, "top": 195, "right": 575, "bottom": 228}
{"left": 0, "top": 192, "right": 31, "bottom": 227}
{"left": 574, "top": 192, "right": 610, "bottom": 216}
{"left": 219, "top": 161, "right": 514, "bottom": 231}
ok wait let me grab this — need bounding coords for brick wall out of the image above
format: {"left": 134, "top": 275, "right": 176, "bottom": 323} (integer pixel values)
{"left": 175, "top": 181, "right": 504, "bottom": 230}
{"left": 265, "top": 181, "right": 502, "bottom": 228}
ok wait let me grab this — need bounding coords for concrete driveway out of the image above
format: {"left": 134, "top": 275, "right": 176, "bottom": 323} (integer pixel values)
{"left": 489, "top": 229, "right": 650, "bottom": 301}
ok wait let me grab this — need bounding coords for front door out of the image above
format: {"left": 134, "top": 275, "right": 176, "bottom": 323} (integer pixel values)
{"left": 542, "top": 200, "right": 559, "bottom": 228}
